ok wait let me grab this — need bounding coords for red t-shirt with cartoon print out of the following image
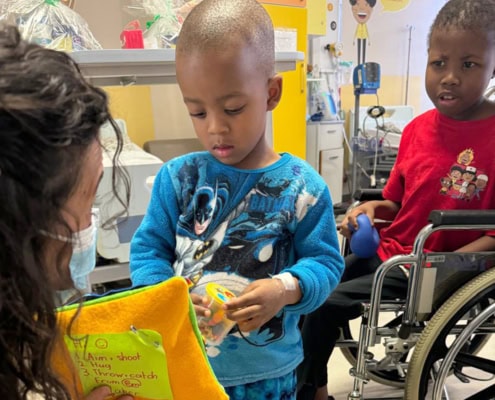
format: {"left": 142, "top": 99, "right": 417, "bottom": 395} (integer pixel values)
{"left": 377, "top": 109, "right": 495, "bottom": 261}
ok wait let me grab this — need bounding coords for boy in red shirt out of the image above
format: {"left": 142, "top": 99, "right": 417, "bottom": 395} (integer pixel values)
{"left": 297, "top": 0, "right": 495, "bottom": 399}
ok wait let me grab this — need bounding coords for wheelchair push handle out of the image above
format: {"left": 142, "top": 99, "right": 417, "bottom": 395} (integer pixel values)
{"left": 429, "top": 209, "right": 495, "bottom": 228}
{"left": 352, "top": 188, "right": 384, "bottom": 202}
{"left": 348, "top": 214, "right": 380, "bottom": 258}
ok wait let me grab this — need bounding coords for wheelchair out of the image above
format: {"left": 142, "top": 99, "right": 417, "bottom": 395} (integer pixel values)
{"left": 334, "top": 190, "right": 495, "bottom": 400}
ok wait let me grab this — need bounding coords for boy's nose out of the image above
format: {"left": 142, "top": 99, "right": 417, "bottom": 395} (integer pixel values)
{"left": 207, "top": 115, "right": 228, "bottom": 136}
{"left": 441, "top": 70, "right": 460, "bottom": 86}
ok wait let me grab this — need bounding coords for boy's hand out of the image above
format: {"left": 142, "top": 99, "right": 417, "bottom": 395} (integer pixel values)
{"left": 84, "top": 386, "right": 133, "bottom": 400}
{"left": 340, "top": 204, "right": 375, "bottom": 240}
{"left": 340, "top": 199, "right": 400, "bottom": 239}
{"left": 222, "top": 278, "right": 288, "bottom": 332}
{"left": 190, "top": 292, "right": 211, "bottom": 320}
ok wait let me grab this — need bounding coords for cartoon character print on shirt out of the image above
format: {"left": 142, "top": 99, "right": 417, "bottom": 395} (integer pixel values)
{"left": 173, "top": 162, "right": 318, "bottom": 353}
{"left": 173, "top": 173, "right": 231, "bottom": 281}
{"left": 201, "top": 178, "right": 294, "bottom": 349}
{"left": 439, "top": 148, "right": 489, "bottom": 201}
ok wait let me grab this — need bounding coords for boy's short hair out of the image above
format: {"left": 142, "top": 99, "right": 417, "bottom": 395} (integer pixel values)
{"left": 429, "top": 0, "right": 495, "bottom": 43}
{"left": 176, "top": 0, "right": 275, "bottom": 78}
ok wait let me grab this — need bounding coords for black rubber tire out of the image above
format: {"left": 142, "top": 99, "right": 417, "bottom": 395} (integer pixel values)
{"left": 404, "top": 267, "right": 495, "bottom": 400}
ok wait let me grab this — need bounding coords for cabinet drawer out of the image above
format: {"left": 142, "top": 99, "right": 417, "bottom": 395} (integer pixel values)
{"left": 259, "top": 0, "right": 306, "bottom": 7}
{"left": 318, "top": 123, "right": 343, "bottom": 150}
{"left": 319, "top": 148, "right": 344, "bottom": 204}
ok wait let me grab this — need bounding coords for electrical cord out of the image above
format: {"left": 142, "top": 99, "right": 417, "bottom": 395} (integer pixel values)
{"left": 360, "top": 99, "right": 385, "bottom": 187}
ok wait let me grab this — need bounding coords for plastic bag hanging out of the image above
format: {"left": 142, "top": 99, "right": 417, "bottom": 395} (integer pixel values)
{"left": 2, "top": 0, "right": 102, "bottom": 51}
{"left": 123, "top": 0, "right": 202, "bottom": 48}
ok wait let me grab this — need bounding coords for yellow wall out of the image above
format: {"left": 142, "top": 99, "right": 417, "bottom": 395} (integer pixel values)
{"left": 307, "top": 0, "right": 327, "bottom": 35}
{"left": 103, "top": 86, "right": 155, "bottom": 148}
{"left": 263, "top": 4, "right": 308, "bottom": 159}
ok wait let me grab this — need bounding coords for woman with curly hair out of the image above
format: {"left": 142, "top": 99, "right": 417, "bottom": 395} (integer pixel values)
{"left": 0, "top": 25, "right": 131, "bottom": 400}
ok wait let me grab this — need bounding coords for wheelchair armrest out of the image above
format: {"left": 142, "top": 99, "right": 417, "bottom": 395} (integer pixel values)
{"left": 352, "top": 189, "right": 384, "bottom": 202}
{"left": 428, "top": 210, "right": 495, "bottom": 227}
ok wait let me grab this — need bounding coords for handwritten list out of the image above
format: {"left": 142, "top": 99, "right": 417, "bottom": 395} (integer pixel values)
{"left": 65, "top": 329, "right": 172, "bottom": 399}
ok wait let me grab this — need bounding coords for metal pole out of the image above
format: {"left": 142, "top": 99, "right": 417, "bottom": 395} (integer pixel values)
{"left": 404, "top": 25, "right": 413, "bottom": 105}
{"left": 351, "top": 92, "right": 360, "bottom": 195}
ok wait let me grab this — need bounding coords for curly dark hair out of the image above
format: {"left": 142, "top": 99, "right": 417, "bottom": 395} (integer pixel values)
{"left": 429, "top": 0, "right": 495, "bottom": 44}
{"left": 0, "top": 25, "right": 129, "bottom": 399}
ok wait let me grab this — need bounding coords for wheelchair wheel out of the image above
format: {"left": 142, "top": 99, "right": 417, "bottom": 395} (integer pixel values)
{"left": 404, "top": 267, "right": 495, "bottom": 400}
{"left": 340, "top": 313, "right": 409, "bottom": 388}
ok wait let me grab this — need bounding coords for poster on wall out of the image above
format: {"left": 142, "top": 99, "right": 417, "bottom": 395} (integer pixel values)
{"left": 349, "top": 0, "right": 411, "bottom": 64}
{"left": 349, "top": 0, "right": 376, "bottom": 64}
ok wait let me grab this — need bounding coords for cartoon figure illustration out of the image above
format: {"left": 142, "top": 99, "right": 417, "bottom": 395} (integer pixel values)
{"left": 457, "top": 148, "right": 474, "bottom": 166}
{"left": 449, "top": 165, "right": 463, "bottom": 188}
{"left": 349, "top": 0, "right": 377, "bottom": 65}
{"left": 173, "top": 175, "right": 321, "bottom": 349}
{"left": 462, "top": 165, "right": 477, "bottom": 183}
{"left": 465, "top": 182, "right": 477, "bottom": 201}
{"left": 440, "top": 149, "right": 489, "bottom": 201}
{"left": 458, "top": 181, "right": 469, "bottom": 198}
{"left": 439, "top": 176, "right": 452, "bottom": 195}
{"left": 193, "top": 185, "right": 218, "bottom": 235}
{"left": 474, "top": 173, "right": 488, "bottom": 199}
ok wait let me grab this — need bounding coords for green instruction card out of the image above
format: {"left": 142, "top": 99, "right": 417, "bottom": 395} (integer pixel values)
{"left": 64, "top": 328, "right": 173, "bottom": 399}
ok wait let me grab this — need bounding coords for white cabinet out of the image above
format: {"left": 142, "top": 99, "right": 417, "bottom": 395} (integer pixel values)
{"left": 306, "top": 121, "right": 344, "bottom": 204}
{"left": 320, "top": 148, "right": 344, "bottom": 204}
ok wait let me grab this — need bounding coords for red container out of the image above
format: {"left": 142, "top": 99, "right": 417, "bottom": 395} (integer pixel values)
{"left": 120, "top": 20, "right": 144, "bottom": 49}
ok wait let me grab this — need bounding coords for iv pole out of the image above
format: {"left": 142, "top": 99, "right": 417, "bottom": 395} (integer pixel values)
{"left": 350, "top": 63, "right": 381, "bottom": 196}
{"left": 350, "top": 15, "right": 367, "bottom": 196}
{"left": 349, "top": 0, "right": 381, "bottom": 196}
{"left": 351, "top": 83, "right": 362, "bottom": 196}
{"left": 404, "top": 25, "right": 414, "bottom": 105}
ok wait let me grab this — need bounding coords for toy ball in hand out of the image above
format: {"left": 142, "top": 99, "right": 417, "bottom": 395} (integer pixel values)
{"left": 348, "top": 214, "right": 380, "bottom": 258}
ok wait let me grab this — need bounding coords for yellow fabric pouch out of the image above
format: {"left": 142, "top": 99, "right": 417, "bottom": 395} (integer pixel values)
{"left": 52, "top": 277, "right": 228, "bottom": 400}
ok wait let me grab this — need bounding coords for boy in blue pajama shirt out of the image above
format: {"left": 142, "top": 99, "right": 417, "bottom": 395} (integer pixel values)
{"left": 130, "top": 1, "right": 345, "bottom": 398}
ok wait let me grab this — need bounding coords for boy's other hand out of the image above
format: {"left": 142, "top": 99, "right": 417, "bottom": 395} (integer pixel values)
{"left": 222, "top": 278, "right": 287, "bottom": 332}
{"left": 190, "top": 292, "right": 211, "bottom": 319}
{"left": 340, "top": 204, "right": 375, "bottom": 240}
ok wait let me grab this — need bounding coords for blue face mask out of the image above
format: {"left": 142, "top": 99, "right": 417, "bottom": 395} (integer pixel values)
{"left": 44, "top": 211, "right": 99, "bottom": 305}
{"left": 69, "top": 219, "right": 98, "bottom": 291}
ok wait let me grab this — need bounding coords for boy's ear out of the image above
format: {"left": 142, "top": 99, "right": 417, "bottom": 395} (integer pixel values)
{"left": 267, "top": 75, "right": 283, "bottom": 111}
